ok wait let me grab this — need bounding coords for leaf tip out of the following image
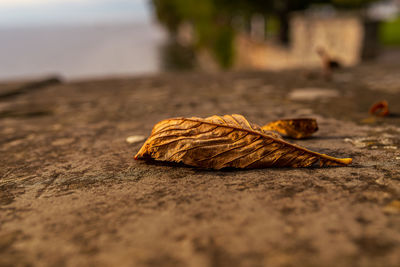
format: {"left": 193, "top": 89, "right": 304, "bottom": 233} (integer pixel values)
{"left": 340, "top": 158, "right": 352, "bottom": 165}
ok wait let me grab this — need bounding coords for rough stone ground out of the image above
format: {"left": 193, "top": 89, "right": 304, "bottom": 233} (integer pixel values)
{"left": 1, "top": 64, "right": 400, "bottom": 267}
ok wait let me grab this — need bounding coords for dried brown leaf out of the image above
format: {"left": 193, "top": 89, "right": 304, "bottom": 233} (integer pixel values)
{"left": 135, "top": 114, "right": 352, "bottom": 169}
{"left": 262, "top": 118, "right": 318, "bottom": 139}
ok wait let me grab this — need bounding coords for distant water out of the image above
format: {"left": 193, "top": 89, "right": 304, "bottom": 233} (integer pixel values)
{"left": 0, "top": 23, "right": 166, "bottom": 81}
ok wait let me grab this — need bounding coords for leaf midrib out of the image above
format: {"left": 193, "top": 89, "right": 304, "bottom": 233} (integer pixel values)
{"left": 164, "top": 117, "right": 349, "bottom": 164}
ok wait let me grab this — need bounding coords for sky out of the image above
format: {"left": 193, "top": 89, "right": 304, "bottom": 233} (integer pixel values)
{"left": 0, "top": 0, "right": 165, "bottom": 80}
{"left": 0, "top": 0, "right": 151, "bottom": 27}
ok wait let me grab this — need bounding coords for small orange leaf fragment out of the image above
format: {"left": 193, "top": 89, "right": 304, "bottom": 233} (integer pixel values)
{"left": 262, "top": 118, "right": 318, "bottom": 139}
{"left": 369, "top": 100, "right": 389, "bottom": 117}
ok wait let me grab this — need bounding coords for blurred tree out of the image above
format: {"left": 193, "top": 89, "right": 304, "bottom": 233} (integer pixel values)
{"left": 151, "top": 0, "right": 184, "bottom": 33}
{"left": 151, "top": 0, "right": 236, "bottom": 68}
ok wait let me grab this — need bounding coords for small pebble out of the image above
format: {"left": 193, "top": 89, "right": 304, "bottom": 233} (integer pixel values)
{"left": 52, "top": 138, "right": 75, "bottom": 146}
{"left": 288, "top": 88, "right": 339, "bottom": 101}
{"left": 126, "top": 135, "right": 146, "bottom": 144}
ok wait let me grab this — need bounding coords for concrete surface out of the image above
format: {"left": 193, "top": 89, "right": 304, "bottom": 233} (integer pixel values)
{"left": 1, "top": 64, "right": 400, "bottom": 267}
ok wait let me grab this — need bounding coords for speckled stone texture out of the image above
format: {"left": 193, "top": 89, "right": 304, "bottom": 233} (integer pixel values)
{"left": 1, "top": 65, "right": 400, "bottom": 267}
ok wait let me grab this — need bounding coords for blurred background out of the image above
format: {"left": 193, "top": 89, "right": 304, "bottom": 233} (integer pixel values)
{"left": 0, "top": 0, "right": 399, "bottom": 81}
